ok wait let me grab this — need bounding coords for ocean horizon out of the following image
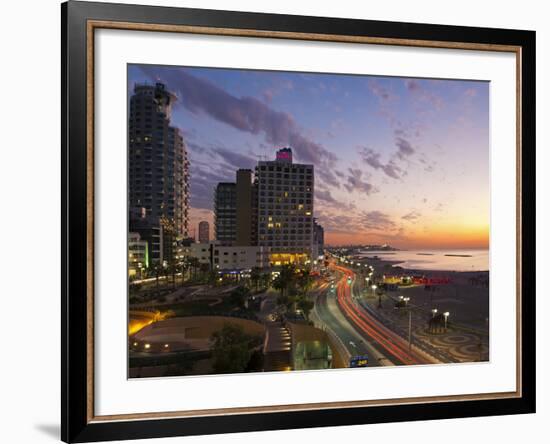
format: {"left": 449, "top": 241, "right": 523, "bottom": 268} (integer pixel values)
{"left": 358, "top": 248, "right": 489, "bottom": 272}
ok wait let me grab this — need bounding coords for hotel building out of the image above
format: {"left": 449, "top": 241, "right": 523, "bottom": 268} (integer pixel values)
{"left": 256, "top": 148, "right": 314, "bottom": 265}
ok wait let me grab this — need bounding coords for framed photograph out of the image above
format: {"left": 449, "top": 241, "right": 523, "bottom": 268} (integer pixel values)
{"left": 62, "top": 1, "right": 536, "bottom": 442}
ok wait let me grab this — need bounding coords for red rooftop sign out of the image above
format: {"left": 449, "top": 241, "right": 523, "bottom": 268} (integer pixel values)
{"left": 276, "top": 148, "right": 292, "bottom": 162}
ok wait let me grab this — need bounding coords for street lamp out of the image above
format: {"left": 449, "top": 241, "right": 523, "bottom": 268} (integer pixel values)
{"left": 396, "top": 296, "right": 413, "bottom": 351}
{"left": 443, "top": 311, "right": 450, "bottom": 329}
{"left": 431, "top": 308, "right": 438, "bottom": 318}
{"left": 371, "top": 284, "right": 377, "bottom": 296}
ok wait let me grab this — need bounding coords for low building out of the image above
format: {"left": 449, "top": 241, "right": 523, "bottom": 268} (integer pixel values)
{"left": 189, "top": 242, "right": 271, "bottom": 272}
{"left": 128, "top": 232, "right": 149, "bottom": 278}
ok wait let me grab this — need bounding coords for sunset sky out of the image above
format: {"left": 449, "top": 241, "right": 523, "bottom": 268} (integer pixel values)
{"left": 128, "top": 64, "right": 489, "bottom": 249}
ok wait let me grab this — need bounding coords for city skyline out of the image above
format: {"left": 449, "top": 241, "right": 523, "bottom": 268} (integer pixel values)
{"left": 127, "top": 65, "right": 490, "bottom": 378}
{"left": 128, "top": 64, "right": 489, "bottom": 249}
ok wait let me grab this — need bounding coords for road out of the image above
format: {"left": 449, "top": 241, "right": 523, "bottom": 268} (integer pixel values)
{"left": 314, "top": 281, "right": 392, "bottom": 367}
{"left": 332, "top": 263, "right": 433, "bottom": 365}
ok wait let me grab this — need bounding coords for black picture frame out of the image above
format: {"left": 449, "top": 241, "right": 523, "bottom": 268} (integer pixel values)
{"left": 62, "top": 1, "right": 536, "bottom": 442}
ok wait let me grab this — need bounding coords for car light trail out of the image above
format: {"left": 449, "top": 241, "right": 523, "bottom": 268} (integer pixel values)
{"left": 332, "top": 264, "right": 428, "bottom": 365}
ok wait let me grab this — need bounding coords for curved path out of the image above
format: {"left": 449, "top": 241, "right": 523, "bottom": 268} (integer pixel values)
{"left": 333, "top": 264, "right": 433, "bottom": 366}
{"left": 314, "top": 282, "right": 388, "bottom": 367}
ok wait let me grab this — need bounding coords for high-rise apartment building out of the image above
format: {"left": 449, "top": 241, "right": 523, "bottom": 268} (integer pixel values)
{"left": 198, "top": 221, "right": 210, "bottom": 243}
{"left": 128, "top": 82, "right": 190, "bottom": 264}
{"left": 214, "top": 182, "right": 237, "bottom": 244}
{"left": 256, "top": 148, "right": 314, "bottom": 265}
{"left": 236, "top": 169, "right": 254, "bottom": 246}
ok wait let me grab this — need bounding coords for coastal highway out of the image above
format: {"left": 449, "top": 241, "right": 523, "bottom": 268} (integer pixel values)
{"left": 314, "top": 279, "right": 392, "bottom": 367}
{"left": 332, "top": 263, "right": 432, "bottom": 366}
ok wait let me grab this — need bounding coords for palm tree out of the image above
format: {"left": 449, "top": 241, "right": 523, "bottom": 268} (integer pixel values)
{"left": 260, "top": 272, "right": 271, "bottom": 290}
{"left": 179, "top": 260, "right": 188, "bottom": 286}
{"left": 187, "top": 257, "right": 200, "bottom": 281}
{"left": 297, "top": 296, "right": 314, "bottom": 320}
{"left": 297, "top": 268, "right": 313, "bottom": 295}
{"left": 229, "top": 286, "right": 250, "bottom": 309}
{"left": 250, "top": 267, "right": 262, "bottom": 292}
{"left": 273, "top": 264, "right": 296, "bottom": 306}
{"left": 207, "top": 269, "right": 217, "bottom": 286}
{"left": 152, "top": 263, "right": 163, "bottom": 292}
{"left": 166, "top": 261, "right": 177, "bottom": 289}
{"left": 199, "top": 263, "right": 210, "bottom": 282}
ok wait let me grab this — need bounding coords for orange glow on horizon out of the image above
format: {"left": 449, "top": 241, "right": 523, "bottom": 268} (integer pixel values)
{"left": 325, "top": 224, "right": 489, "bottom": 249}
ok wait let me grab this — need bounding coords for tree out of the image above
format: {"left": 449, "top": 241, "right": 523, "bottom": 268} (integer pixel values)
{"left": 199, "top": 262, "right": 210, "bottom": 281}
{"left": 179, "top": 260, "right": 189, "bottom": 286}
{"left": 260, "top": 272, "right": 271, "bottom": 290}
{"left": 187, "top": 257, "right": 200, "bottom": 281}
{"left": 210, "top": 324, "right": 254, "bottom": 374}
{"left": 272, "top": 276, "right": 285, "bottom": 299}
{"left": 229, "top": 286, "right": 250, "bottom": 309}
{"left": 245, "top": 349, "right": 264, "bottom": 372}
{"left": 297, "top": 268, "right": 313, "bottom": 295}
{"left": 166, "top": 261, "right": 178, "bottom": 289}
{"left": 276, "top": 293, "right": 292, "bottom": 310}
{"left": 152, "top": 263, "right": 163, "bottom": 291}
{"left": 250, "top": 267, "right": 262, "bottom": 292}
{"left": 296, "top": 296, "right": 314, "bottom": 320}
{"left": 208, "top": 270, "right": 218, "bottom": 286}
{"left": 273, "top": 264, "right": 296, "bottom": 302}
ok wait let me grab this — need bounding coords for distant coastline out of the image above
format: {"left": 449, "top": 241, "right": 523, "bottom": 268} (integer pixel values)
{"left": 357, "top": 248, "right": 489, "bottom": 272}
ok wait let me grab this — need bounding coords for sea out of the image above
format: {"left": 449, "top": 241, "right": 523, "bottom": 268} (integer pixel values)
{"left": 357, "top": 249, "right": 489, "bottom": 272}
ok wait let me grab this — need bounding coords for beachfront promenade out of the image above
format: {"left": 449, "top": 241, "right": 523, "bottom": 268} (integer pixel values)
{"left": 319, "top": 257, "right": 489, "bottom": 365}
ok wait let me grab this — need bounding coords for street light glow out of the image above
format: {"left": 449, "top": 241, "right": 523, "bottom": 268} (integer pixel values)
{"left": 443, "top": 312, "right": 450, "bottom": 329}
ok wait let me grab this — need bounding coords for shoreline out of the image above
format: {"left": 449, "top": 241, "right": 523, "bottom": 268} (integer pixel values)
{"left": 354, "top": 247, "right": 489, "bottom": 274}
{"left": 356, "top": 255, "right": 489, "bottom": 275}
{"left": 348, "top": 256, "right": 489, "bottom": 333}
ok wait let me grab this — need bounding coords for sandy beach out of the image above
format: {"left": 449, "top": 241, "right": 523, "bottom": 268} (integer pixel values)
{"left": 353, "top": 255, "right": 489, "bottom": 332}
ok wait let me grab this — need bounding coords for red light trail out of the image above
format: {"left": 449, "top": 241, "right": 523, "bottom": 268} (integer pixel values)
{"left": 332, "top": 264, "right": 430, "bottom": 365}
